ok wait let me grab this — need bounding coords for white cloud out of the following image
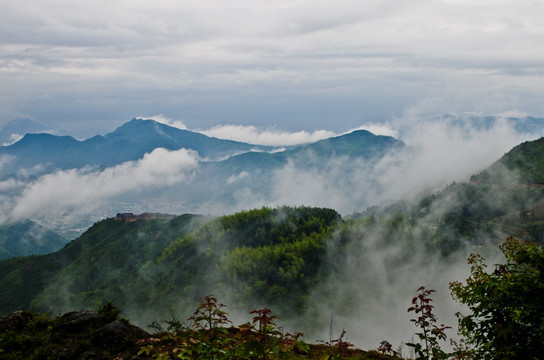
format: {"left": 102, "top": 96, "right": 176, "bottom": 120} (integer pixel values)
{"left": 266, "top": 158, "right": 375, "bottom": 213}
{"left": 0, "top": 155, "right": 15, "bottom": 172}
{"left": 347, "top": 123, "right": 399, "bottom": 137}
{"left": 141, "top": 114, "right": 188, "bottom": 130}
{"left": 227, "top": 171, "right": 250, "bottom": 185}
{"left": 0, "top": 178, "right": 23, "bottom": 192}
{"left": 371, "top": 102, "right": 542, "bottom": 201}
{"left": 199, "top": 122, "right": 401, "bottom": 147}
{"left": 5, "top": 148, "right": 199, "bottom": 222}
{"left": 2, "top": 133, "right": 23, "bottom": 146}
{"left": 200, "top": 124, "right": 336, "bottom": 146}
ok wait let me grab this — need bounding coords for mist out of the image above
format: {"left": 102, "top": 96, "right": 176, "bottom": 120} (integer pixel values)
{"left": 217, "top": 112, "right": 542, "bottom": 216}
{"left": 1, "top": 148, "right": 199, "bottom": 225}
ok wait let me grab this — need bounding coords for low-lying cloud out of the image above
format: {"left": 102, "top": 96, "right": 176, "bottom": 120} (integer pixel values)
{"left": 143, "top": 114, "right": 188, "bottom": 130}
{"left": 200, "top": 123, "right": 401, "bottom": 146}
{"left": 3, "top": 148, "right": 198, "bottom": 223}
{"left": 200, "top": 124, "right": 336, "bottom": 146}
{"left": 213, "top": 111, "right": 542, "bottom": 216}
{"left": 139, "top": 115, "right": 399, "bottom": 147}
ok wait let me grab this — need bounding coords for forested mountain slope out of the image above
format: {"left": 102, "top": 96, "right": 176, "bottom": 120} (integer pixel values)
{"left": 0, "top": 207, "right": 343, "bottom": 323}
{"left": 0, "top": 214, "right": 210, "bottom": 315}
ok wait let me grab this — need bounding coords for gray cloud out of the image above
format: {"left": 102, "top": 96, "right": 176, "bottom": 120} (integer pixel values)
{"left": 1, "top": 1, "right": 543, "bottom": 136}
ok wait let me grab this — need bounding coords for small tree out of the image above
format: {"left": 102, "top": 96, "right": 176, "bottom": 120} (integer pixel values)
{"left": 406, "top": 286, "right": 450, "bottom": 360}
{"left": 188, "top": 295, "right": 232, "bottom": 360}
{"left": 450, "top": 237, "right": 544, "bottom": 359}
{"left": 240, "top": 308, "right": 305, "bottom": 360}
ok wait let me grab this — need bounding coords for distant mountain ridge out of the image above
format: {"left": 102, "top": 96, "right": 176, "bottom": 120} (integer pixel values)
{"left": 0, "top": 118, "right": 405, "bottom": 181}
{"left": 0, "top": 219, "right": 65, "bottom": 260}
{"left": 2, "top": 115, "right": 543, "bottom": 179}
{"left": 0, "top": 119, "right": 274, "bottom": 178}
{"left": 0, "top": 118, "right": 52, "bottom": 146}
{"left": 211, "top": 129, "right": 405, "bottom": 174}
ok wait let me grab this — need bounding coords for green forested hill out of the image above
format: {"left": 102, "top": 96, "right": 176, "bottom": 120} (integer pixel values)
{"left": 0, "top": 219, "right": 66, "bottom": 260}
{"left": 365, "top": 138, "right": 544, "bottom": 254}
{"left": 156, "top": 207, "right": 341, "bottom": 316}
{"left": 479, "top": 136, "right": 544, "bottom": 184}
{"left": 0, "top": 201, "right": 518, "bottom": 330}
{"left": 403, "top": 136, "right": 544, "bottom": 247}
{"left": 0, "top": 214, "right": 210, "bottom": 315}
{"left": 0, "top": 207, "right": 343, "bottom": 323}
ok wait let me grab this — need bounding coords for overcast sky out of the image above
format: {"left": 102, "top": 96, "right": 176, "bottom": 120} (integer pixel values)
{"left": 1, "top": 0, "right": 543, "bottom": 139}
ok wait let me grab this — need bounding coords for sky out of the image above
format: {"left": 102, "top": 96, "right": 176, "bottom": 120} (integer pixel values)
{"left": 2, "top": 0, "right": 544, "bottom": 140}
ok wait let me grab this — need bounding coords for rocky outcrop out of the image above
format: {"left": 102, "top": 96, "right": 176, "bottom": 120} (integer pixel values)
{"left": 115, "top": 212, "right": 176, "bottom": 222}
{"left": 0, "top": 309, "right": 151, "bottom": 359}
{"left": 0, "top": 310, "right": 35, "bottom": 331}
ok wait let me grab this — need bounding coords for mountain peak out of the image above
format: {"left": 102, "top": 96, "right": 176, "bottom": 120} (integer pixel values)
{"left": 9, "top": 133, "right": 79, "bottom": 149}
{"left": 0, "top": 118, "right": 52, "bottom": 146}
{"left": 107, "top": 118, "right": 177, "bottom": 138}
{"left": 284, "top": 127, "right": 405, "bottom": 160}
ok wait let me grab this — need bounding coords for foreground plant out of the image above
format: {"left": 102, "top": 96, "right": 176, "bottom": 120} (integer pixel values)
{"left": 187, "top": 295, "right": 233, "bottom": 360}
{"left": 377, "top": 340, "right": 399, "bottom": 357}
{"left": 240, "top": 308, "right": 307, "bottom": 360}
{"left": 450, "top": 237, "right": 544, "bottom": 360}
{"left": 406, "top": 286, "right": 450, "bottom": 360}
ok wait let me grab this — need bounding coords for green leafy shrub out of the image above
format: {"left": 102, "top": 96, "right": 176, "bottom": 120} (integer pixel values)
{"left": 98, "top": 300, "right": 121, "bottom": 323}
{"left": 450, "top": 237, "right": 544, "bottom": 359}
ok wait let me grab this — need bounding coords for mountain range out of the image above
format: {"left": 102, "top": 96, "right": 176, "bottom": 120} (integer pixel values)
{"left": 0, "top": 118, "right": 404, "bottom": 176}
{"left": 0, "top": 119, "right": 276, "bottom": 179}
{"left": 2, "top": 116, "right": 543, "bottom": 181}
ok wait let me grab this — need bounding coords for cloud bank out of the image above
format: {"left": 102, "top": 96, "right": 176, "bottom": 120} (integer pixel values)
{"left": 3, "top": 148, "right": 199, "bottom": 223}
{"left": 217, "top": 111, "right": 543, "bottom": 216}
{"left": 1, "top": 1, "right": 543, "bottom": 136}
{"left": 200, "top": 123, "right": 399, "bottom": 146}
{"left": 201, "top": 124, "right": 336, "bottom": 146}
